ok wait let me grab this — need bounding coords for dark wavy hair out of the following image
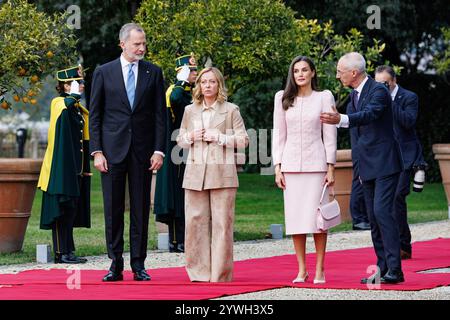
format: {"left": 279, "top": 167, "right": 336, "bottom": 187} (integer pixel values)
{"left": 282, "top": 56, "right": 319, "bottom": 110}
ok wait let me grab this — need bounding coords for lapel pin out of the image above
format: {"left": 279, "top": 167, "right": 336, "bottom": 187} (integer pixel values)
{"left": 146, "top": 70, "right": 150, "bottom": 74}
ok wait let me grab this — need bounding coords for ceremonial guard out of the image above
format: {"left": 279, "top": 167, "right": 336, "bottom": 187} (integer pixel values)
{"left": 154, "top": 54, "right": 198, "bottom": 253}
{"left": 37, "top": 65, "right": 91, "bottom": 264}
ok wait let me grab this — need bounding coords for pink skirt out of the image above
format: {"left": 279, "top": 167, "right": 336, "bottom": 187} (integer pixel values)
{"left": 283, "top": 172, "right": 328, "bottom": 235}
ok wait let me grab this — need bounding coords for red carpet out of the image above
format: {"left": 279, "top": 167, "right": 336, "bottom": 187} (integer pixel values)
{"left": 0, "top": 238, "right": 449, "bottom": 300}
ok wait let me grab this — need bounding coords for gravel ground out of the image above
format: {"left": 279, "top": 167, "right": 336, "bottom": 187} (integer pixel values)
{"left": 1, "top": 220, "right": 449, "bottom": 300}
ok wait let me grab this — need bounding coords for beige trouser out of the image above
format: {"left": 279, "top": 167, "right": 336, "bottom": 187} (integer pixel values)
{"left": 184, "top": 187, "right": 237, "bottom": 282}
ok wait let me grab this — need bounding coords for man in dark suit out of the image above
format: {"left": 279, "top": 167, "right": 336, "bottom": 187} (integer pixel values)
{"left": 89, "top": 23, "right": 166, "bottom": 281}
{"left": 321, "top": 52, "right": 405, "bottom": 284}
{"left": 375, "top": 65, "right": 424, "bottom": 260}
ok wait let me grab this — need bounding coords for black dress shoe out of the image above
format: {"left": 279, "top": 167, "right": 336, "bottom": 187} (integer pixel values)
{"left": 380, "top": 271, "right": 404, "bottom": 284}
{"left": 54, "top": 254, "right": 84, "bottom": 264}
{"left": 133, "top": 269, "right": 151, "bottom": 281}
{"left": 361, "top": 274, "right": 379, "bottom": 284}
{"left": 361, "top": 270, "right": 387, "bottom": 284}
{"left": 102, "top": 271, "right": 123, "bottom": 282}
{"left": 353, "top": 222, "right": 371, "bottom": 231}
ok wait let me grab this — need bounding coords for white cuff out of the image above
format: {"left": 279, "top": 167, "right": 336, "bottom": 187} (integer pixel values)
{"left": 154, "top": 151, "right": 165, "bottom": 158}
{"left": 337, "top": 114, "right": 349, "bottom": 128}
{"left": 91, "top": 150, "right": 102, "bottom": 156}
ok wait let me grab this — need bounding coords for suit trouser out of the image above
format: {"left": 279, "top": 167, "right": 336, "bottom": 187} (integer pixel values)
{"left": 184, "top": 188, "right": 236, "bottom": 282}
{"left": 52, "top": 201, "right": 77, "bottom": 255}
{"left": 362, "top": 172, "right": 402, "bottom": 274}
{"left": 350, "top": 160, "right": 369, "bottom": 224}
{"left": 395, "top": 169, "right": 413, "bottom": 253}
{"left": 101, "top": 149, "right": 151, "bottom": 273}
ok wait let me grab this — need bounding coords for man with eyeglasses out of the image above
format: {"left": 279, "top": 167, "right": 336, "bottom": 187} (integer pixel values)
{"left": 321, "top": 52, "right": 405, "bottom": 284}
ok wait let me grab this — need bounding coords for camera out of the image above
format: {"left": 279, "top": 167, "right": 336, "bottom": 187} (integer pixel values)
{"left": 412, "top": 164, "right": 426, "bottom": 193}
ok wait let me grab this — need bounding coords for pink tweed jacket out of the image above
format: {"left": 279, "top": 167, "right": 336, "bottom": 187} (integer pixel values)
{"left": 272, "top": 90, "right": 337, "bottom": 172}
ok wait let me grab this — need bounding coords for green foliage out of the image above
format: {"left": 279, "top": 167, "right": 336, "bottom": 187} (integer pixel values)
{"left": 136, "top": 0, "right": 387, "bottom": 108}
{"left": 232, "top": 77, "right": 283, "bottom": 130}
{"left": 0, "top": 0, "right": 77, "bottom": 109}
{"left": 36, "top": 0, "right": 133, "bottom": 71}
{"left": 434, "top": 27, "right": 450, "bottom": 77}
{"left": 284, "top": 0, "right": 449, "bottom": 74}
{"left": 136, "top": 0, "right": 301, "bottom": 94}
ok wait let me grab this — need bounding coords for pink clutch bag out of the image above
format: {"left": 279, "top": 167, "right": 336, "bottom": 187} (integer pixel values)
{"left": 317, "top": 184, "right": 341, "bottom": 231}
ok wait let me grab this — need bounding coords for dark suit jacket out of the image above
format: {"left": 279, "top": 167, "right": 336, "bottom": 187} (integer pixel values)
{"left": 347, "top": 76, "right": 403, "bottom": 181}
{"left": 89, "top": 58, "right": 166, "bottom": 164}
{"left": 392, "top": 85, "right": 421, "bottom": 169}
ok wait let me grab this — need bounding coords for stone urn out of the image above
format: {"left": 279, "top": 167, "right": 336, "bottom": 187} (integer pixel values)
{"left": 432, "top": 144, "right": 450, "bottom": 218}
{"left": 0, "top": 158, "right": 42, "bottom": 253}
{"left": 334, "top": 149, "right": 353, "bottom": 222}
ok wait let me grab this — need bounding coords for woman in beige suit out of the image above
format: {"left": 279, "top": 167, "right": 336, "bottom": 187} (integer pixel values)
{"left": 273, "top": 56, "right": 337, "bottom": 284}
{"left": 177, "top": 67, "right": 248, "bottom": 282}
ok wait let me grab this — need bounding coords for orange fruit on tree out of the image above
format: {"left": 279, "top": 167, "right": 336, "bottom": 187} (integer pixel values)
{"left": 30, "top": 99, "right": 37, "bottom": 105}
{"left": 46, "top": 51, "right": 54, "bottom": 58}
{"left": 31, "top": 75, "right": 39, "bottom": 83}
{"left": 27, "top": 90, "right": 35, "bottom": 97}
{"left": 13, "top": 95, "right": 20, "bottom": 102}
{"left": 22, "top": 97, "right": 29, "bottom": 103}
{"left": 1, "top": 101, "right": 9, "bottom": 110}
{"left": 18, "top": 67, "right": 27, "bottom": 76}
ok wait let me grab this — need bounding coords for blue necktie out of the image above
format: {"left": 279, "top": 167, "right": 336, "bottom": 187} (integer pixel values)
{"left": 351, "top": 89, "right": 359, "bottom": 110}
{"left": 126, "top": 63, "right": 135, "bottom": 109}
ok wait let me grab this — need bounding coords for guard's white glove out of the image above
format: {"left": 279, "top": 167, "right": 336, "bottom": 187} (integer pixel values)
{"left": 176, "top": 65, "right": 190, "bottom": 82}
{"left": 69, "top": 81, "right": 81, "bottom": 95}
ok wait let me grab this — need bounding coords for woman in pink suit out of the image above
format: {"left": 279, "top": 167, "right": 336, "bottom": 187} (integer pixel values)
{"left": 273, "top": 56, "right": 337, "bottom": 284}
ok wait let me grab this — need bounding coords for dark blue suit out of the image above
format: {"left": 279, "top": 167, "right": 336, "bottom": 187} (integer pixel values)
{"left": 347, "top": 76, "right": 404, "bottom": 275}
{"left": 392, "top": 85, "right": 422, "bottom": 254}
{"left": 90, "top": 58, "right": 166, "bottom": 273}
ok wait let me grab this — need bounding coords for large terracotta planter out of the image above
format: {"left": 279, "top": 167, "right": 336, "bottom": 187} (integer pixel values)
{"left": 334, "top": 149, "right": 353, "bottom": 222}
{"left": 0, "top": 158, "right": 42, "bottom": 253}
{"left": 432, "top": 144, "right": 450, "bottom": 218}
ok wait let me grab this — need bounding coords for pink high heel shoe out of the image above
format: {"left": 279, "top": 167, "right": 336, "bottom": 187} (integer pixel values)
{"left": 292, "top": 272, "right": 309, "bottom": 283}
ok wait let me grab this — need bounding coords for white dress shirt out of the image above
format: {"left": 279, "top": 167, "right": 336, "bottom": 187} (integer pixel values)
{"left": 120, "top": 54, "right": 138, "bottom": 88}
{"left": 338, "top": 76, "right": 369, "bottom": 128}
{"left": 391, "top": 84, "right": 399, "bottom": 101}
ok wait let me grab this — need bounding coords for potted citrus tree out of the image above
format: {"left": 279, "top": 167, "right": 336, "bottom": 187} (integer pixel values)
{"left": 433, "top": 144, "right": 450, "bottom": 219}
{"left": 0, "top": 0, "right": 77, "bottom": 253}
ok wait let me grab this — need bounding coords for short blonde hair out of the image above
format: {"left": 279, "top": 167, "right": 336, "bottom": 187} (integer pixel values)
{"left": 192, "top": 67, "right": 228, "bottom": 105}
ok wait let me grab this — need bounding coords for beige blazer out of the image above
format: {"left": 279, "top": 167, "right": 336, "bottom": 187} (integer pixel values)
{"left": 177, "top": 101, "right": 249, "bottom": 191}
{"left": 272, "top": 90, "right": 337, "bottom": 172}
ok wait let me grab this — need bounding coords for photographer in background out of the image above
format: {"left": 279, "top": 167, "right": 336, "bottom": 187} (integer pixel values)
{"left": 375, "top": 65, "right": 427, "bottom": 260}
